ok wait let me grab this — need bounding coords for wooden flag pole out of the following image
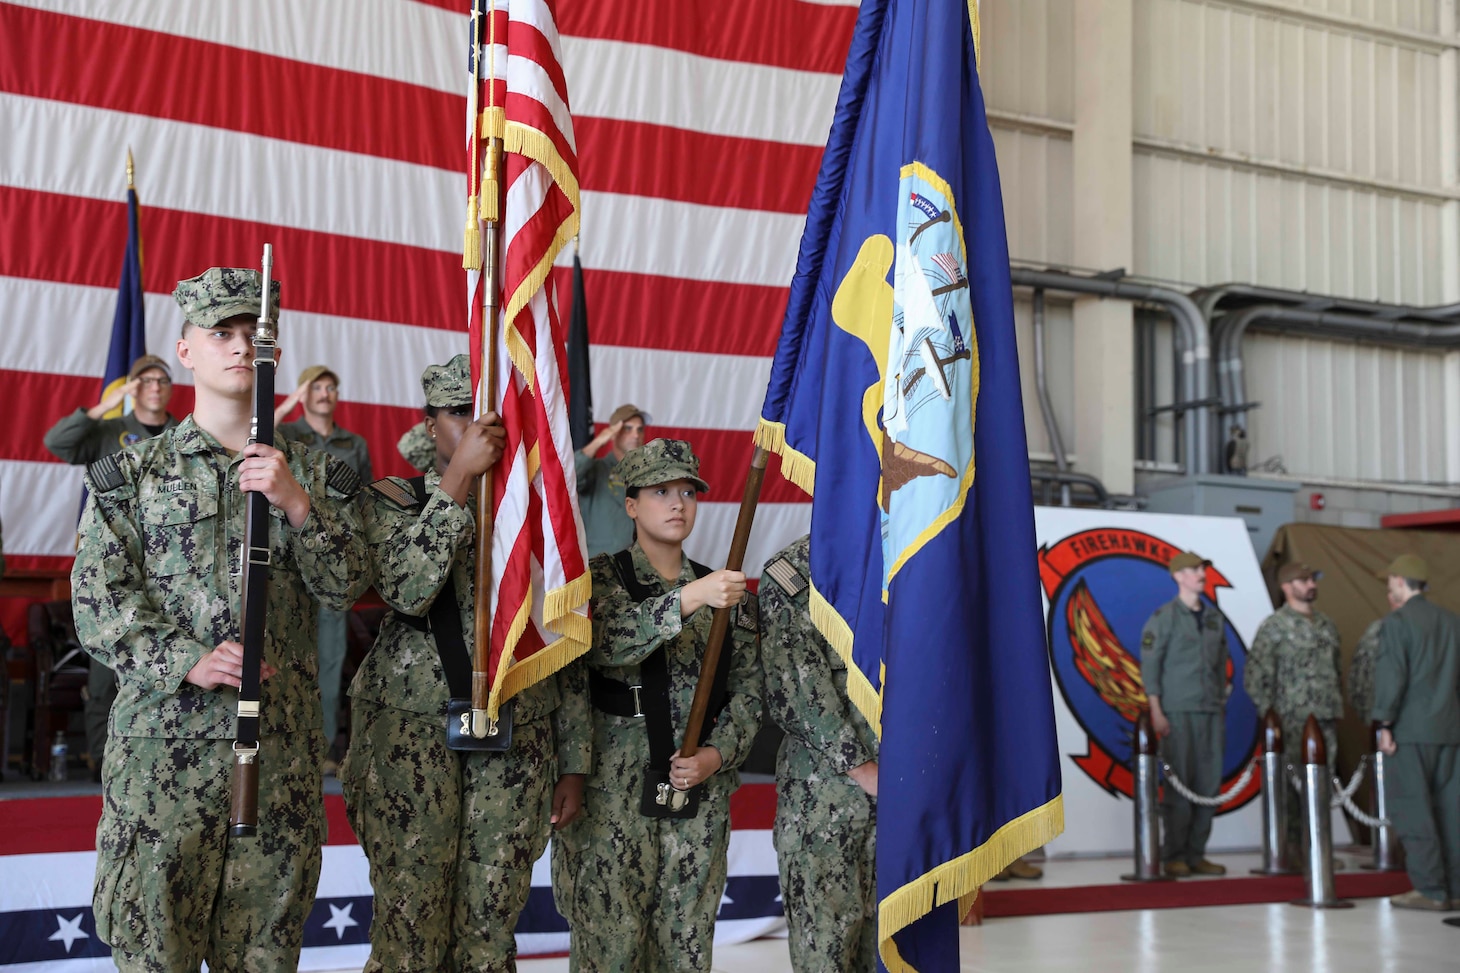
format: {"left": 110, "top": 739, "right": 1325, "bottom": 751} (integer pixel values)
{"left": 470, "top": 0, "right": 503, "bottom": 735}
{"left": 677, "top": 446, "right": 770, "bottom": 758}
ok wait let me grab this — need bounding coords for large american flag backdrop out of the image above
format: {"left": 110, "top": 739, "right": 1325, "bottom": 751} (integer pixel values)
{"left": 0, "top": 0, "right": 861, "bottom": 591}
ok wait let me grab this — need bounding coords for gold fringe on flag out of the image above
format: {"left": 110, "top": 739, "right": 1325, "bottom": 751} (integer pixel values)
{"left": 878, "top": 796, "right": 1065, "bottom": 972}
{"left": 752, "top": 419, "right": 814, "bottom": 497}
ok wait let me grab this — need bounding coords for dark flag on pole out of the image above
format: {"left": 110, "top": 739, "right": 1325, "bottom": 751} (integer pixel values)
{"left": 566, "top": 251, "right": 593, "bottom": 451}
{"left": 101, "top": 149, "right": 147, "bottom": 418}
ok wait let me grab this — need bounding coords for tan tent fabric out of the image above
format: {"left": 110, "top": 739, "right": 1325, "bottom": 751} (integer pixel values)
{"left": 1262, "top": 522, "right": 1460, "bottom": 834}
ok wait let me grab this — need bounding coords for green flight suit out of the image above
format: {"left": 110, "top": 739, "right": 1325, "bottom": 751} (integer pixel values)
{"left": 1371, "top": 595, "right": 1460, "bottom": 904}
{"left": 342, "top": 472, "right": 592, "bottom": 972}
{"left": 573, "top": 452, "right": 634, "bottom": 557}
{"left": 1140, "top": 596, "right": 1229, "bottom": 866}
{"left": 71, "top": 417, "right": 369, "bottom": 972}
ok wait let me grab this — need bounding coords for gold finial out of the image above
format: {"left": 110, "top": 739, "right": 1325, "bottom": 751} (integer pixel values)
{"left": 125, "top": 146, "right": 135, "bottom": 190}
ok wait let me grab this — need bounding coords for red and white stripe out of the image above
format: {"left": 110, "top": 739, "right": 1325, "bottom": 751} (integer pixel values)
{"left": 0, "top": 0, "right": 858, "bottom": 585}
{"left": 464, "top": 0, "right": 589, "bottom": 702}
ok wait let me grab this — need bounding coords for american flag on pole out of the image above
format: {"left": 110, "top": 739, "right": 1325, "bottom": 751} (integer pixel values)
{"left": 465, "top": 0, "right": 590, "bottom": 712}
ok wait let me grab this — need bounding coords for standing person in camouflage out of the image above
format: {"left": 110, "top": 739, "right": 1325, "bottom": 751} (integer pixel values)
{"left": 69, "top": 267, "right": 370, "bottom": 972}
{"left": 341, "top": 354, "right": 592, "bottom": 972}
{"left": 397, "top": 419, "right": 437, "bottom": 473}
{"left": 1139, "top": 551, "right": 1230, "bottom": 878}
{"left": 1244, "top": 562, "right": 1343, "bottom": 861}
{"left": 45, "top": 352, "right": 180, "bottom": 780}
{"left": 1371, "top": 554, "right": 1460, "bottom": 911}
{"left": 275, "top": 363, "right": 373, "bottom": 774}
{"left": 574, "top": 403, "right": 647, "bottom": 556}
{"left": 759, "top": 534, "right": 877, "bottom": 972}
{"left": 552, "top": 438, "right": 761, "bottom": 973}
{"left": 1348, "top": 587, "right": 1404, "bottom": 720}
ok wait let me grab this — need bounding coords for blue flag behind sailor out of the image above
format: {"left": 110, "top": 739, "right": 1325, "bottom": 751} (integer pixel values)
{"left": 102, "top": 153, "right": 147, "bottom": 419}
{"left": 756, "top": 1, "right": 1063, "bottom": 968}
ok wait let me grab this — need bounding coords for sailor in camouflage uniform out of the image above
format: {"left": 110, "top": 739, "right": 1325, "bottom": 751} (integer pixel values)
{"left": 1244, "top": 562, "right": 1343, "bottom": 860}
{"left": 70, "top": 267, "right": 370, "bottom": 972}
{"left": 760, "top": 534, "right": 877, "bottom": 972}
{"left": 551, "top": 438, "right": 761, "bottom": 973}
{"left": 1139, "top": 551, "right": 1230, "bottom": 877}
{"left": 340, "top": 355, "right": 592, "bottom": 972}
{"left": 397, "top": 419, "right": 436, "bottom": 473}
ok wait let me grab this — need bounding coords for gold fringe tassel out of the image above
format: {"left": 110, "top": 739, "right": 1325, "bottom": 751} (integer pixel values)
{"left": 809, "top": 583, "right": 883, "bottom": 734}
{"left": 542, "top": 571, "right": 591, "bottom": 630}
{"left": 496, "top": 629, "right": 590, "bottom": 702}
{"left": 752, "top": 420, "right": 816, "bottom": 497}
{"left": 463, "top": 195, "right": 482, "bottom": 271}
{"left": 497, "top": 121, "right": 581, "bottom": 390}
{"left": 877, "top": 797, "right": 1065, "bottom": 972}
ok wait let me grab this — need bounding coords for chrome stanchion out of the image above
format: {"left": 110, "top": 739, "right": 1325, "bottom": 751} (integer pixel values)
{"left": 1362, "top": 721, "right": 1404, "bottom": 873}
{"left": 1251, "top": 709, "right": 1297, "bottom": 876}
{"left": 1292, "top": 715, "right": 1353, "bottom": 908}
{"left": 1122, "top": 710, "right": 1173, "bottom": 883}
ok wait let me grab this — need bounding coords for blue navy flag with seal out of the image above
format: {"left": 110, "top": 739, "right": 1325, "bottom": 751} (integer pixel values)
{"left": 756, "top": 0, "right": 1063, "bottom": 968}
{"left": 101, "top": 153, "right": 147, "bottom": 420}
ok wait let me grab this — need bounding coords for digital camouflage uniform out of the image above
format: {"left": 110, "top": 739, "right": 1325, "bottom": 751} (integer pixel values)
{"left": 1347, "top": 618, "right": 1383, "bottom": 719}
{"left": 45, "top": 358, "right": 180, "bottom": 775}
{"left": 340, "top": 355, "right": 592, "bottom": 972}
{"left": 397, "top": 420, "right": 436, "bottom": 473}
{"left": 70, "top": 291, "right": 368, "bottom": 973}
{"left": 1244, "top": 605, "right": 1342, "bottom": 855}
{"left": 552, "top": 439, "right": 762, "bottom": 973}
{"left": 1372, "top": 593, "right": 1460, "bottom": 905}
{"left": 760, "top": 535, "right": 877, "bottom": 973}
{"left": 1139, "top": 595, "right": 1229, "bottom": 867}
{"left": 279, "top": 390, "right": 373, "bottom": 753}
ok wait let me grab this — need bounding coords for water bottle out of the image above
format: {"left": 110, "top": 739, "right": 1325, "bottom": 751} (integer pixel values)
{"left": 49, "top": 731, "right": 68, "bottom": 782}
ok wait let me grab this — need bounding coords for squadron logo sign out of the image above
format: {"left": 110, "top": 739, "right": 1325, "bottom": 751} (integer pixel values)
{"left": 1038, "top": 526, "right": 1260, "bottom": 812}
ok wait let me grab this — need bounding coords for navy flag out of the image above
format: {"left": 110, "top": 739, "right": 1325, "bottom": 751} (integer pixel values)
{"left": 101, "top": 149, "right": 147, "bottom": 418}
{"left": 756, "top": 1, "right": 1063, "bottom": 968}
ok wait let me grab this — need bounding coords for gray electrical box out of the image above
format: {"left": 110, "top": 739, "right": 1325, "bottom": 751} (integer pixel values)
{"left": 1140, "top": 475, "right": 1300, "bottom": 558}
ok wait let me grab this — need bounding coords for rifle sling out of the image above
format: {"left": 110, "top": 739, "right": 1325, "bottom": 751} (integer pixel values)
{"left": 607, "top": 550, "right": 732, "bottom": 769}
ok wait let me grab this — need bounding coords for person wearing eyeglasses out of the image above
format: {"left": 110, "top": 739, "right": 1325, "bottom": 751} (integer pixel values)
{"left": 44, "top": 352, "right": 181, "bottom": 780}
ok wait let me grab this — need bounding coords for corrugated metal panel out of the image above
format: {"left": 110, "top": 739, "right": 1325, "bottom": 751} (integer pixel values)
{"left": 980, "top": 0, "right": 1075, "bottom": 123}
{"left": 1132, "top": 151, "right": 1450, "bottom": 301}
{"left": 1286, "top": 0, "right": 1441, "bottom": 36}
{"left": 1242, "top": 332, "right": 1454, "bottom": 482}
{"left": 1134, "top": 0, "right": 1447, "bottom": 185}
{"left": 992, "top": 128, "right": 1074, "bottom": 266}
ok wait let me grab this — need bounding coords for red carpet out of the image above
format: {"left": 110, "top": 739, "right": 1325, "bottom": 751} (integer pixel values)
{"left": 0, "top": 784, "right": 778, "bottom": 856}
{"left": 982, "top": 871, "right": 1413, "bottom": 917}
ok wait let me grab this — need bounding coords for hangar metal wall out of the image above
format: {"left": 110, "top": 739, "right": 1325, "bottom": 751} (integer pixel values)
{"left": 982, "top": 0, "right": 1460, "bottom": 490}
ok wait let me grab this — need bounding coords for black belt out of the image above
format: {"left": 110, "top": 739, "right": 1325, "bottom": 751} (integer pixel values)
{"left": 589, "top": 669, "right": 643, "bottom": 718}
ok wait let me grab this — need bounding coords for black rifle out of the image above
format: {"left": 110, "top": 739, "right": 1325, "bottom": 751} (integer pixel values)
{"left": 229, "top": 243, "right": 277, "bottom": 837}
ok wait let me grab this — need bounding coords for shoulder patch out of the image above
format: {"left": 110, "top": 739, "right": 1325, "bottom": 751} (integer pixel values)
{"left": 763, "top": 556, "right": 807, "bottom": 598}
{"left": 86, "top": 454, "right": 127, "bottom": 493}
{"left": 735, "top": 591, "right": 761, "bottom": 633}
{"left": 369, "top": 477, "right": 420, "bottom": 510}
{"left": 1141, "top": 632, "right": 1155, "bottom": 647}
{"left": 325, "top": 457, "right": 363, "bottom": 497}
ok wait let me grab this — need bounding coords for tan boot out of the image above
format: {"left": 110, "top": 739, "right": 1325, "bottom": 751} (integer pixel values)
{"left": 1389, "top": 890, "right": 1450, "bottom": 911}
{"left": 1004, "top": 859, "right": 1043, "bottom": 880}
{"left": 1163, "top": 861, "right": 1190, "bottom": 878}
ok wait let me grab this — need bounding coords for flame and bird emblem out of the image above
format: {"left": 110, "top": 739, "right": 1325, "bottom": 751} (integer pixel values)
{"left": 1066, "top": 579, "right": 1147, "bottom": 721}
